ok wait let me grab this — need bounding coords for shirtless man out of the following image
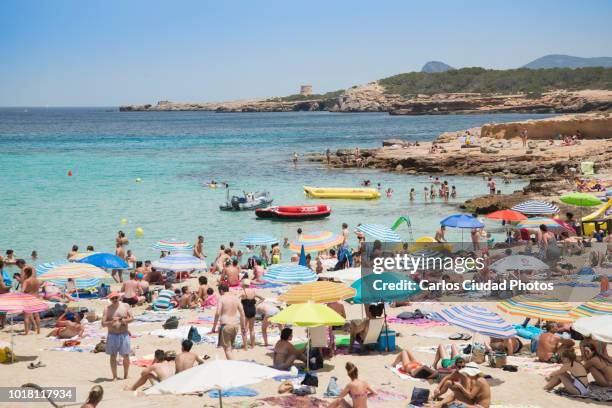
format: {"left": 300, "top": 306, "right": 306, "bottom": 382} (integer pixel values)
{"left": 22, "top": 266, "right": 41, "bottom": 335}
{"left": 102, "top": 292, "right": 133, "bottom": 380}
{"left": 537, "top": 322, "right": 574, "bottom": 363}
{"left": 221, "top": 259, "right": 240, "bottom": 287}
{"left": 4, "top": 249, "right": 17, "bottom": 265}
{"left": 121, "top": 271, "right": 143, "bottom": 306}
{"left": 273, "top": 328, "right": 306, "bottom": 370}
{"left": 211, "top": 284, "right": 246, "bottom": 359}
{"left": 125, "top": 349, "right": 173, "bottom": 390}
{"left": 113, "top": 243, "right": 125, "bottom": 283}
{"left": 193, "top": 235, "right": 205, "bottom": 259}
{"left": 175, "top": 339, "right": 205, "bottom": 373}
{"left": 116, "top": 230, "right": 129, "bottom": 247}
{"left": 341, "top": 223, "right": 349, "bottom": 247}
{"left": 438, "top": 362, "right": 491, "bottom": 408}
{"left": 125, "top": 250, "right": 136, "bottom": 268}
{"left": 435, "top": 226, "right": 447, "bottom": 243}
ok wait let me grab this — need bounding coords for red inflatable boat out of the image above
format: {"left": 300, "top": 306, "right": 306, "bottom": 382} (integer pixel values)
{"left": 256, "top": 204, "right": 331, "bottom": 220}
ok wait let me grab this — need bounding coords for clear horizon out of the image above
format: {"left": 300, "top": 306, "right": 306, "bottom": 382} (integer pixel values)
{"left": 1, "top": 0, "right": 611, "bottom": 106}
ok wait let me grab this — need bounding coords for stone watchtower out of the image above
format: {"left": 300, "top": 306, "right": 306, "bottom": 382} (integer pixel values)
{"left": 300, "top": 85, "right": 313, "bottom": 96}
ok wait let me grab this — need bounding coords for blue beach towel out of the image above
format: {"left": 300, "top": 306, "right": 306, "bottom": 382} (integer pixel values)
{"left": 208, "top": 387, "right": 258, "bottom": 397}
{"left": 513, "top": 324, "right": 543, "bottom": 340}
{"left": 254, "top": 282, "right": 284, "bottom": 289}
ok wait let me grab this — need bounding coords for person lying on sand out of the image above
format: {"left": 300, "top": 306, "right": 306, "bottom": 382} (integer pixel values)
{"left": 485, "top": 336, "right": 523, "bottom": 356}
{"left": 272, "top": 328, "right": 306, "bottom": 370}
{"left": 125, "top": 349, "right": 174, "bottom": 391}
{"left": 175, "top": 339, "right": 205, "bottom": 373}
{"left": 47, "top": 311, "right": 85, "bottom": 339}
{"left": 389, "top": 348, "right": 437, "bottom": 379}
{"left": 432, "top": 344, "right": 466, "bottom": 370}
{"left": 544, "top": 349, "right": 590, "bottom": 396}
{"left": 435, "top": 362, "right": 491, "bottom": 408}
{"left": 329, "top": 362, "right": 376, "bottom": 408}
{"left": 537, "top": 322, "right": 574, "bottom": 363}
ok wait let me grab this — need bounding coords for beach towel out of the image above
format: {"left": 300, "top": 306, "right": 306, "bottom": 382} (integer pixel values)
{"left": 505, "top": 356, "right": 560, "bottom": 376}
{"left": 513, "top": 324, "right": 542, "bottom": 340}
{"left": 389, "top": 364, "right": 428, "bottom": 382}
{"left": 553, "top": 384, "right": 612, "bottom": 401}
{"left": 208, "top": 387, "right": 258, "bottom": 398}
{"left": 411, "top": 332, "right": 448, "bottom": 340}
{"left": 251, "top": 282, "right": 285, "bottom": 289}
{"left": 370, "top": 388, "right": 407, "bottom": 403}
{"left": 134, "top": 313, "right": 178, "bottom": 323}
{"left": 149, "top": 325, "right": 211, "bottom": 341}
{"left": 387, "top": 317, "right": 447, "bottom": 327}
{"left": 49, "top": 345, "right": 94, "bottom": 353}
{"left": 259, "top": 395, "right": 328, "bottom": 408}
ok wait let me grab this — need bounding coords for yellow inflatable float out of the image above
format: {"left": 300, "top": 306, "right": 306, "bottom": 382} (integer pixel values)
{"left": 303, "top": 186, "right": 380, "bottom": 199}
{"left": 582, "top": 198, "right": 612, "bottom": 235}
{"left": 409, "top": 236, "right": 453, "bottom": 252}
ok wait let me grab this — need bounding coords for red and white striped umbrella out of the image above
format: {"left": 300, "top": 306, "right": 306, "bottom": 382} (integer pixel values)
{"left": 0, "top": 292, "right": 49, "bottom": 314}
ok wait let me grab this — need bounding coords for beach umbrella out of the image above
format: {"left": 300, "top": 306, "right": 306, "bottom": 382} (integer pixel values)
{"left": 37, "top": 261, "right": 100, "bottom": 289}
{"left": 262, "top": 263, "right": 317, "bottom": 284}
{"left": 145, "top": 359, "right": 286, "bottom": 406}
{"left": 298, "top": 245, "right": 307, "bottom": 267}
{"left": 573, "top": 315, "right": 612, "bottom": 343}
{"left": 279, "top": 281, "right": 356, "bottom": 304}
{"left": 318, "top": 267, "right": 362, "bottom": 282}
{"left": 560, "top": 193, "right": 602, "bottom": 207}
{"left": 552, "top": 219, "right": 577, "bottom": 235}
{"left": 516, "top": 217, "right": 563, "bottom": 230}
{"left": 350, "top": 272, "right": 420, "bottom": 304}
{"left": 152, "top": 239, "right": 193, "bottom": 252}
{"left": 151, "top": 253, "right": 207, "bottom": 272}
{"left": 239, "top": 234, "right": 279, "bottom": 246}
{"left": 490, "top": 255, "right": 548, "bottom": 273}
{"left": 485, "top": 210, "right": 527, "bottom": 221}
{"left": 270, "top": 302, "right": 346, "bottom": 327}
{"left": 356, "top": 224, "right": 402, "bottom": 242}
{"left": 38, "top": 262, "right": 107, "bottom": 281}
{"left": 0, "top": 292, "right": 49, "bottom": 363}
{"left": 76, "top": 253, "right": 129, "bottom": 269}
{"left": 511, "top": 200, "right": 559, "bottom": 215}
{"left": 430, "top": 305, "right": 517, "bottom": 339}
{"left": 440, "top": 214, "right": 484, "bottom": 229}
{"left": 570, "top": 299, "right": 612, "bottom": 318}
{"left": 497, "top": 295, "right": 574, "bottom": 323}
{"left": 289, "top": 231, "right": 343, "bottom": 253}
{"left": 69, "top": 251, "right": 100, "bottom": 261}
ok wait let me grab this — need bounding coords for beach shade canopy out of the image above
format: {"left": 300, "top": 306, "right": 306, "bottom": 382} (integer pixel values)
{"left": 570, "top": 299, "right": 612, "bottom": 318}
{"left": 318, "top": 267, "right": 362, "bottom": 282}
{"left": 289, "top": 231, "right": 343, "bottom": 253}
{"left": 279, "top": 281, "right": 356, "bottom": 304}
{"left": 263, "top": 263, "right": 317, "bottom": 284}
{"left": 440, "top": 214, "right": 484, "bottom": 229}
{"left": 76, "top": 253, "right": 129, "bottom": 269}
{"left": 490, "top": 255, "right": 549, "bottom": 273}
{"left": 553, "top": 219, "right": 577, "bottom": 235}
{"left": 239, "top": 234, "right": 279, "bottom": 246}
{"left": 152, "top": 239, "right": 193, "bottom": 252}
{"left": 38, "top": 262, "right": 107, "bottom": 281}
{"left": 572, "top": 315, "right": 612, "bottom": 343}
{"left": 270, "top": 302, "right": 345, "bottom": 327}
{"left": 560, "top": 193, "right": 602, "bottom": 207}
{"left": 516, "top": 217, "right": 563, "bottom": 230}
{"left": 511, "top": 200, "right": 560, "bottom": 215}
{"left": 497, "top": 295, "right": 574, "bottom": 323}
{"left": 151, "top": 253, "right": 207, "bottom": 272}
{"left": 430, "top": 305, "right": 517, "bottom": 339}
{"left": 0, "top": 292, "right": 49, "bottom": 314}
{"left": 144, "top": 359, "right": 286, "bottom": 395}
{"left": 485, "top": 210, "right": 527, "bottom": 221}
{"left": 356, "top": 224, "right": 402, "bottom": 242}
{"left": 37, "top": 261, "right": 100, "bottom": 288}
{"left": 351, "top": 272, "right": 420, "bottom": 304}
{"left": 69, "top": 251, "right": 100, "bottom": 261}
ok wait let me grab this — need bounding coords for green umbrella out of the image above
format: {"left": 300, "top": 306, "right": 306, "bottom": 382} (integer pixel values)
{"left": 560, "top": 193, "right": 602, "bottom": 207}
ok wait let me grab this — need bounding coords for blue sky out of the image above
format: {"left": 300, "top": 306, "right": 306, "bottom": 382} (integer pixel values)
{"left": 1, "top": 0, "right": 611, "bottom": 106}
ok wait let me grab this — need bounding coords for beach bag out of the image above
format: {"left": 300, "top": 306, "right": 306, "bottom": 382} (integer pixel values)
{"left": 324, "top": 376, "right": 341, "bottom": 397}
{"left": 0, "top": 347, "right": 13, "bottom": 364}
{"left": 187, "top": 326, "right": 201, "bottom": 343}
{"left": 472, "top": 344, "right": 486, "bottom": 364}
{"left": 162, "top": 316, "right": 179, "bottom": 330}
{"left": 307, "top": 347, "right": 323, "bottom": 371}
{"left": 489, "top": 352, "right": 507, "bottom": 368}
{"left": 301, "top": 372, "right": 318, "bottom": 387}
{"left": 409, "top": 387, "right": 430, "bottom": 406}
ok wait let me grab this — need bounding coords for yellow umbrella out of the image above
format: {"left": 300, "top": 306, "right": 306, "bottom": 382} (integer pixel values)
{"left": 38, "top": 262, "right": 107, "bottom": 280}
{"left": 497, "top": 295, "right": 574, "bottom": 323}
{"left": 278, "top": 281, "right": 356, "bottom": 304}
{"left": 270, "top": 302, "right": 345, "bottom": 327}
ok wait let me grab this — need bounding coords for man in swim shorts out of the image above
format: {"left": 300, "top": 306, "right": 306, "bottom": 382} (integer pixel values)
{"left": 212, "top": 284, "right": 246, "bottom": 359}
{"left": 102, "top": 292, "right": 133, "bottom": 380}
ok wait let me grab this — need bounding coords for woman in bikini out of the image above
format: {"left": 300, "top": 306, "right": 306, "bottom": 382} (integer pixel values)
{"left": 329, "top": 362, "right": 376, "bottom": 408}
{"left": 582, "top": 343, "right": 612, "bottom": 387}
{"left": 239, "top": 279, "right": 263, "bottom": 349}
{"left": 47, "top": 311, "right": 85, "bottom": 339}
{"left": 544, "top": 349, "right": 590, "bottom": 396}
{"left": 390, "top": 347, "right": 437, "bottom": 379}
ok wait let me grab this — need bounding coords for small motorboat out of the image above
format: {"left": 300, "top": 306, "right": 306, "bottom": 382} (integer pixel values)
{"left": 303, "top": 186, "right": 380, "bottom": 199}
{"left": 220, "top": 190, "right": 273, "bottom": 211}
{"left": 256, "top": 204, "right": 331, "bottom": 220}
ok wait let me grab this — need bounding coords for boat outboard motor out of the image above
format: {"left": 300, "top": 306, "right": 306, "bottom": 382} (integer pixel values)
{"left": 231, "top": 196, "right": 240, "bottom": 210}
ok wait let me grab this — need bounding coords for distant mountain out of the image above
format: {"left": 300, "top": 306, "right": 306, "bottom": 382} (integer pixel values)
{"left": 523, "top": 54, "right": 612, "bottom": 69}
{"left": 421, "top": 61, "right": 455, "bottom": 73}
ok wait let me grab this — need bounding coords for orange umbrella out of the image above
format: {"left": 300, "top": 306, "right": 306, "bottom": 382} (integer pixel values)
{"left": 485, "top": 210, "right": 527, "bottom": 221}
{"left": 278, "top": 281, "right": 356, "bottom": 304}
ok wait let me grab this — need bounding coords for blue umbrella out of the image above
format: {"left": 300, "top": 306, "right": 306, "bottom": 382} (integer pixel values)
{"left": 77, "top": 253, "right": 129, "bottom": 269}
{"left": 37, "top": 261, "right": 100, "bottom": 289}
{"left": 298, "top": 245, "right": 307, "bottom": 267}
{"left": 351, "top": 272, "right": 420, "bottom": 304}
{"left": 240, "top": 234, "right": 279, "bottom": 246}
{"left": 440, "top": 214, "right": 484, "bottom": 229}
{"left": 356, "top": 224, "right": 401, "bottom": 242}
{"left": 263, "top": 264, "right": 317, "bottom": 284}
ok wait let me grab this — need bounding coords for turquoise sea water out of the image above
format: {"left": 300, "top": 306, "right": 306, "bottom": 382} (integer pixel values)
{"left": 0, "top": 109, "right": 551, "bottom": 265}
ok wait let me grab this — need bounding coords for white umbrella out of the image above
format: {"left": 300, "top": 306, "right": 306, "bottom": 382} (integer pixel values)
{"left": 490, "top": 255, "right": 548, "bottom": 273}
{"left": 319, "top": 267, "right": 362, "bottom": 282}
{"left": 573, "top": 315, "right": 612, "bottom": 343}
{"left": 151, "top": 253, "right": 207, "bottom": 272}
{"left": 144, "top": 359, "right": 286, "bottom": 406}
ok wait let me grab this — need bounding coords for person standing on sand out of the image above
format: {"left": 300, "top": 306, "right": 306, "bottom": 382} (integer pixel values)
{"left": 329, "top": 362, "right": 376, "bottom": 408}
{"left": 239, "top": 279, "right": 264, "bottom": 349}
{"left": 193, "top": 235, "right": 205, "bottom": 259}
{"left": 435, "top": 226, "right": 447, "bottom": 243}
{"left": 112, "top": 242, "right": 125, "bottom": 283}
{"left": 341, "top": 223, "right": 350, "bottom": 248}
{"left": 175, "top": 339, "right": 205, "bottom": 373}
{"left": 211, "top": 284, "right": 247, "bottom": 359}
{"left": 22, "top": 266, "right": 41, "bottom": 335}
{"left": 102, "top": 292, "right": 133, "bottom": 380}
{"left": 521, "top": 129, "right": 528, "bottom": 148}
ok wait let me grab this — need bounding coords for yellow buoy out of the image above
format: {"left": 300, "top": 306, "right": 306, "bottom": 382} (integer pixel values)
{"left": 120, "top": 218, "right": 128, "bottom": 225}
{"left": 135, "top": 227, "right": 144, "bottom": 237}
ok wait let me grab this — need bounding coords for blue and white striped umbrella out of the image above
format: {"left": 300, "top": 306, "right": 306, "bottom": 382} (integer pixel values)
{"left": 152, "top": 239, "right": 194, "bottom": 252}
{"left": 430, "top": 305, "right": 517, "bottom": 339}
{"left": 356, "top": 224, "right": 401, "bottom": 242}
{"left": 511, "top": 200, "right": 560, "bottom": 215}
{"left": 151, "top": 253, "right": 207, "bottom": 272}
{"left": 37, "top": 261, "right": 101, "bottom": 289}
{"left": 263, "top": 264, "right": 317, "bottom": 284}
{"left": 240, "top": 234, "right": 279, "bottom": 246}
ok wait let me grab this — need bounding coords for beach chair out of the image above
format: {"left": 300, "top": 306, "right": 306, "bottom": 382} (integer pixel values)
{"left": 309, "top": 326, "right": 328, "bottom": 348}
{"left": 361, "top": 318, "right": 385, "bottom": 347}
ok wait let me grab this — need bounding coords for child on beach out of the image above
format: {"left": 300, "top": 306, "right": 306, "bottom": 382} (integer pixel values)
{"left": 201, "top": 288, "right": 217, "bottom": 308}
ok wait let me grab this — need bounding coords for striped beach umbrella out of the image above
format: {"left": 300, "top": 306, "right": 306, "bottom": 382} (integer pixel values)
{"left": 279, "top": 281, "right": 356, "bottom": 304}
{"left": 511, "top": 200, "right": 559, "bottom": 215}
{"left": 263, "top": 264, "right": 317, "bottom": 284}
{"left": 570, "top": 299, "right": 612, "bottom": 318}
{"left": 151, "top": 253, "right": 207, "bottom": 272}
{"left": 37, "top": 261, "right": 100, "bottom": 289}
{"left": 240, "top": 234, "right": 279, "bottom": 246}
{"left": 356, "top": 224, "right": 401, "bottom": 242}
{"left": 76, "top": 253, "right": 129, "bottom": 269}
{"left": 516, "top": 217, "right": 563, "bottom": 230}
{"left": 485, "top": 210, "right": 527, "bottom": 221}
{"left": 497, "top": 295, "right": 574, "bottom": 323}
{"left": 152, "top": 239, "right": 193, "bottom": 252}
{"left": 289, "top": 231, "right": 343, "bottom": 253}
{"left": 38, "top": 262, "right": 107, "bottom": 281}
{"left": 0, "top": 292, "right": 49, "bottom": 314}
{"left": 430, "top": 305, "right": 517, "bottom": 339}
{"left": 69, "top": 252, "right": 100, "bottom": 261}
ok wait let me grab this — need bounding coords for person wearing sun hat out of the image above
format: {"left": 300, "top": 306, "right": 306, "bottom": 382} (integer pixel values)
{"left": 102, "top": 292, "right": 133, "bottom": 381}
{"left": 437, "top": 362, "right": 491, "bottom": 408}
